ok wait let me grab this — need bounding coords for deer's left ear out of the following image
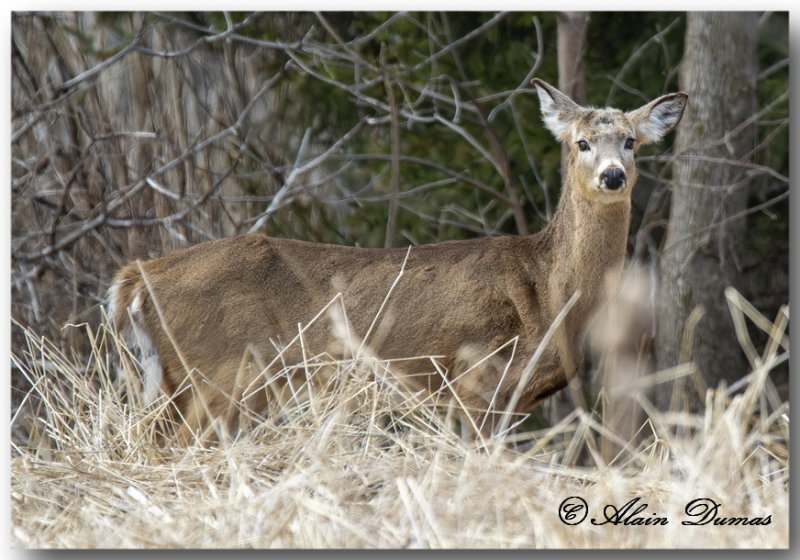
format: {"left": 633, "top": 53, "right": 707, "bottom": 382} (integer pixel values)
{"left": 627, "top": 92, "right": 688, "bottom": 145}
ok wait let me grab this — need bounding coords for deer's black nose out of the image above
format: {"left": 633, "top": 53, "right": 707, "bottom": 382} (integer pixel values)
{"left": 601, "top": 168, "right": 626, "bottom": 190}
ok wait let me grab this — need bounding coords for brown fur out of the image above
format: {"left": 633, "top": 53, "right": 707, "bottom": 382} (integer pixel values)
{"left": 109, "top": 79, "right": 687, "bottom": 443}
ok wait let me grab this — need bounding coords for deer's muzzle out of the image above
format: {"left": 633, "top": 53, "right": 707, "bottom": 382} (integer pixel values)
{"left": 601, "top": 167, "right": 626, "bottom": 190}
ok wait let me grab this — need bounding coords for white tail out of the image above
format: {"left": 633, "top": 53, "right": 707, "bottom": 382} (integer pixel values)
{"left": 109, "top": 78, "right": 687, "bottom": 443}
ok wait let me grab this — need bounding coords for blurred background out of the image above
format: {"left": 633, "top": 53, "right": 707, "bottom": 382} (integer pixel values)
{"left": 11, "top": 11, "right": 789, "bottom": 416}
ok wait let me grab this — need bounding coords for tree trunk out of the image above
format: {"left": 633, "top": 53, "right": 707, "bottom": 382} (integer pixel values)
{"left": 655, "top": 12, "right": 758, "bottom": 410}
{"left": 544, "top": 12, "right": 591, "bottom": 428}
{"left": 557, "top": 12, "right": 589, "bottom": 179}
{"left": 557, "top": 12, "right": 589, "bottom": 103}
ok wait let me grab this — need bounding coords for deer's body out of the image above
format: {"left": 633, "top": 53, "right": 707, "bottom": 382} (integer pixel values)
{"left": 109, "top": 79, "right": 686, "bottom": 442}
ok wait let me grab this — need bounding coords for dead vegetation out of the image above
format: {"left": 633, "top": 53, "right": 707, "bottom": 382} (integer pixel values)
{"left": 10, "top": 288, "right": 789, "bottom": 548}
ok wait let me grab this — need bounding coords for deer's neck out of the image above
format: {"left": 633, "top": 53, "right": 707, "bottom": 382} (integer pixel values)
{"left": 545, "top": 181, "right": 631, "bottom": 315}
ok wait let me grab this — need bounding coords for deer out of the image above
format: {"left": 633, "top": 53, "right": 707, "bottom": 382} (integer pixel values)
{"left": 108, "top": 78, "right": 687, "bottom": 445}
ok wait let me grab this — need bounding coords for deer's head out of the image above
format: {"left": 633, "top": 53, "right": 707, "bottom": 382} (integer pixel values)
{"left": 533, "top": 78, "right": 687, "bottom": 204}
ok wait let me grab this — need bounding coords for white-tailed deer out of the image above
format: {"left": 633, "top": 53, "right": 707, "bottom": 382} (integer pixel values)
{"left": 108, "top": 79, "right": 687, "bottom": 443}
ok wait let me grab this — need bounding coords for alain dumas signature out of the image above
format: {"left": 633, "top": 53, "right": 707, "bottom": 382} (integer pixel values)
{"left": 558, "top": 497, "right": 772, "bottom": 527}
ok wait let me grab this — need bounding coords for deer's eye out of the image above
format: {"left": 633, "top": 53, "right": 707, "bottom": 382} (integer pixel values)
{"left": 624, "top": 138, "right": 635, "bottom": 150}
{"left": 577, "top": 140, "right": 590, "bottom": 152}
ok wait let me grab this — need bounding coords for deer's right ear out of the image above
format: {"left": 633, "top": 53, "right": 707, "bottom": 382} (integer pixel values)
{"left": 532, "top": 78, "right": 580, "bottom": 142}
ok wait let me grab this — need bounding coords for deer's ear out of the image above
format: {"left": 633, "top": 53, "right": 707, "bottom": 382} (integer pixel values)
{"left": 627, "top": 92, "right": 688, "bottom": 145}
{"left": 532, "top": 78, "right": 581, "bottom": 142}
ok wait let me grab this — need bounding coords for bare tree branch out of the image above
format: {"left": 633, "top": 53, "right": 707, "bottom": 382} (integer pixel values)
{"left": 248, "top": 119, "right": 366, "bottom": 234}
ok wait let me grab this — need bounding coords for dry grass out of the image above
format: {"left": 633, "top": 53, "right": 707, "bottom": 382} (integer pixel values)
{"left": 10, "top": 292, "right": 789, "bottom": 549}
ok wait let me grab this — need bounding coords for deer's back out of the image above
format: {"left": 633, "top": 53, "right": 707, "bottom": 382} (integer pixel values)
{"left": 111, "top": 233, "right": 550, "bottom": 390}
